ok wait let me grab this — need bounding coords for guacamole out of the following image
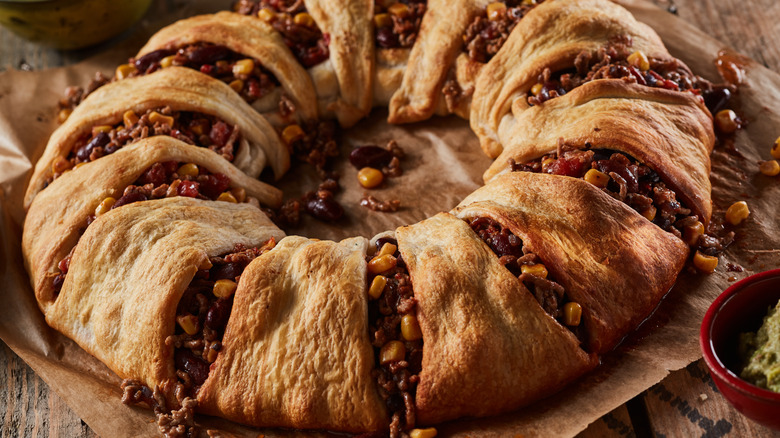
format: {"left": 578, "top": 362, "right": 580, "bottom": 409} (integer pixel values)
{"left": 739, "top": 299, "right": 780, "bottom": 392}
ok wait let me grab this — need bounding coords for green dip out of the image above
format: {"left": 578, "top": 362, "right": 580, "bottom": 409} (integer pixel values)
{"left": 739, "top": 299, "right": 780, "bottom": 392}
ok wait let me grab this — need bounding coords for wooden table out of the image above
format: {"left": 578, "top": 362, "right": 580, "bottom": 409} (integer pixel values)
{"left": 1, "top": 0, "right": 779, "bottom": 436}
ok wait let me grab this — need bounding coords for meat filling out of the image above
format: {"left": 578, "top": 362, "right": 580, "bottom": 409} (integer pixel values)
{"left": 374, "top": 0, "right": 427, "bottom": 49}
{"left": 463, "top": 0, "right": 545, "bottom": 63}
{"left": 367, "top": 238, "right": 422, "bottom": 438}
{"left": 233, "top": 0, "right": 330, "bottom": 68}
{"left": 509, "top": 146, "right": 735, "bottom": 256}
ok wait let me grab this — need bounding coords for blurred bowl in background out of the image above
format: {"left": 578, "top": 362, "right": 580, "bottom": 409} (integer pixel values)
{"left": 0, "top": 0, "right": 152, "bottom": 50}
{"left": 700, "top": 268, "right": 780, "bottom": 430}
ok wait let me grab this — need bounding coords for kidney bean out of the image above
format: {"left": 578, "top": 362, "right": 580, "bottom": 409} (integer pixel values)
{"left": 376, "top": 27, "right": 398, "bottom": 49}
{"left": 134, "top": 49, "right": 175, "bottom": 73}
{"left": 136, "top": 162, "right": 167, "bottom": 186}
{"left": 199, "top": 173, "right": 231, "bottom": 200}
{"left": 703, "top": 86, "right": 732, "bottom": 115}
{"left": 212, "top": 262, "right": 243, "bottom": 281}
{"left": 349, "top": 145, "right": 394, "bottom": 169}
{"left": 113, "top": 190, "right": 148, "bottom": 209}
{"left": 306, "top": 197, "right": 343, "bottom": 222}
{"left": 177, "top": 180, "right": 200, "bottom": 198}
{"left": 174, "top": 349, "right": 209, "bottom": 386}
{"left": 205, "top": 299, "right": 232, "bottom": 331}
{"left": 76, "top": 131, "right": 110, "bottom": 162}
{"left": 186, "top": 44, "right": 231, "bottom": 66}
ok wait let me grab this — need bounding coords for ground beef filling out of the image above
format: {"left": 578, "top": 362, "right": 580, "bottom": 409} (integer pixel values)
{"left": 527, "top": 37, "right": 698, "bottom": 106}
{"left": 367, "top": 238, "right": 422, "bottom": 438}
{"left": 374, "top": 0, "right": 426, "bottom": 49}
{"left": 50, "top": 106, "right": 240, "bottom": 184}
{"left": 233, "top": 0, "right": 330, "bottom": 68}
{"left": 50, "top": 161, "right": 252, "bottom": 296}
{"left": 468, "top": 217, "right": 585, "bottom": 342}
{"left": 510, "top": 147, "right": 735, "bottom": 256}
{"left": 122, "top": 241, "right": 276, "bottom": 438}
{"left": 463, "top": 0, "right": 545, "bottom": 63}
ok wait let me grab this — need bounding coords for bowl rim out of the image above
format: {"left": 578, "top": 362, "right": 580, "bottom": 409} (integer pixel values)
{"left": 700, "top": 268, "right": 780, "bottom": 402}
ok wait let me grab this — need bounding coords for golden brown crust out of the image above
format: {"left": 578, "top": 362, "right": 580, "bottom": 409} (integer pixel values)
{"left": 45, "top": 197, "right": 284, "bottom": 392}
{"left": 454, "top": 172, "right": 689, "bottom": 354}
{"left": 306, "top": 0, "right": 375, "bottom": 127}
{"left": 137, "top": 11, "right": 319, "bottom": 124}
{"left": 22, "top": 136, "right": 283, "bottom": 315}
{"left": 396, "top": 213, "right": 597, "bottom": 425}
{"left": 24, "top": 67, "right": 289, "bottom": 209}
{"left": 197, "top": 236, "right": 387, "bottom": 432}
{"left": 485, "top": 80, "right": 715, "bottom": 224}
{"left": 470, "top": 0, "right": 671, "bottom": 158}
{"left": 373, "top": 48, "right": 410, "bottom": 107}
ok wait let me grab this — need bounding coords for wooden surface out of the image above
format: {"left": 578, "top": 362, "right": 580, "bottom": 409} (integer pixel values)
{"left": 1, "top": 0, "right": 780, "bottom": 437}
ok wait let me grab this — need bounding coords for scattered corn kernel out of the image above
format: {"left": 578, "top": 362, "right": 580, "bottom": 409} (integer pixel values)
{"left": 715, "top": 109, "right": 740, "bottom": 134}
{"left": 387, "top": 2, "right": 411, "bottom": 17}
{"left": 584, "top": 168, "right": 610, "bottom": 188}
{"left": 91, "top": 125, "right": 113, "bottom": 135}
{"left": 380, "top": 340, "right": 406, "bottom": 364}
{"left": 217, "top": 192, "right": 238, "bottom": 203}
{"left": 627, "top": 51, "right": 650, "bottom": 71}
{"left": 199, "top": 258, "right": 213, "bottom": 270}
{"left": 641, "top": 205, "right": 657, "bottom": 222}
{"left": 282, "top": 124, "right": 305, "bottom": 145}
{"left": 368, "top": 254, "right": 397, "bottom": 274}
{"left": 725, "top": 200, "right": 749, "bottom": 225}
{"left": 563, "top": 302, "right": 582, "bottom": 326}
{"left": 401, "top": 314, "right": 423, "bottom": 341}
{"left": 683, "top": 220, "right": 704, "bottom": 246}
{"left": 368, "top": 275, "right": 388, "bottom": 300}
{"left": 410, "top": 428, "right": 438, "bottom": 438}
{"left": 374, "top": 12, "right": 392, "bottom": 28}
{"left": 115, "top": 63, "right": 137, "bottom": 80}
{"left": 231, "top": 186, "right": 247, "bottom": 203}
{"left": 358, "top": 167, "right": 384, "bottom": 189}
{"left": 486, "top": 2, "right": 507, "bottom": 21}
{"left": 177, "top": 163, "right": 199, "bottom": 178}
{"left": 160, "top": 55, "right": 175, "bottom": 68}
{"left": 176, "top": 314, "right": 199, "bottom": 335}
{"left": 693, "top": 251, "right": 718, "bottom": 273}
{"left": 51, "top": 156, "right": 72, "bottom": 174}
{"left": 213, "top": 279, "right": 238, "bottom": 298}
{"left": 229, "top": 79, "right": 245, "bottom": 93}
{"left": 149, "top": 111, "right": 175, "bottom": 126}
{"left": 257, "top": 8, "right": 276, "bottom": 22}
{"left": 378, "top": 242, "right": 398, "bottom": 257}
{"left": 233, "top": 59, "right": 255, "bottom": 76}
{"left": 57, "top": 108, "right": 72, "bottom": 124}
{"left": 531, "top": 83, "right": 544, "bottom": 96}
{"left": 759, "top": 160, "right": 780, "bottom": 176}
{"left": 772, "top": 137, "right": 780, "bottom": 159}
{"left": 520, "top": 263, "right": 548, "bottom": 279}
{"left": 294, "top": 12, "right": 315, "bottom": 27}
{"left": 95, "top": 197, "right": 116, "bottom": 217}
{"left": 123, "top": 110, "right": 139, "bottom": 127}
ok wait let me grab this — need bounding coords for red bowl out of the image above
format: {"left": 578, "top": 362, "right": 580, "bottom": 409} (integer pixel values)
{"left": 700, "top": 268, "right": 780, "bottom": 430}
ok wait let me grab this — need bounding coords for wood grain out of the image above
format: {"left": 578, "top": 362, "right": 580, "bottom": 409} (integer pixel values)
{"left": 1, "top": 0, "right": 779, "bottom": 437}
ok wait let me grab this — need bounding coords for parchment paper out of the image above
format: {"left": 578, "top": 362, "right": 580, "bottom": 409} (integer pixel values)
{"left": 1, "top": 0, "right": 779, "bottom": 436}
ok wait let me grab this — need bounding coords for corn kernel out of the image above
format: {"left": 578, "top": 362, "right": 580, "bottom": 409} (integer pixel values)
{"left": 368, "top": 275, "right": 387, "bottom": 299}
{"left": 520, "top": 263, "right": 548, "bottom": 278}
{"left": 52, "top": 156, "right": 72, "bottom": 174}
{"left": 522, "top": 0, "right": 537, "bottom": 4}
{"left": 374, "top": 12, "right": 392, "bottom": 28}
{"left": 683, "top": 220, "right": 704, "bottom": 246}
{"left": 486, "top": 2, "right": 507, "bottom": 21}
{"left": 176, "top": 314, "right": 199, "bottom": 335}
{"left": 563, "top": 302, "right": 582, "bottom": 326}
{"left": 217, "top": 192, "right": 238, "bottom": 203}
{"left": 725, "top": 200, "right": 749, "bottom": 225}
{"left": 627, "top": 51, "right": 650, "bottom": 71}
{"left": 772, "top": 137, "right": 780, "bottom": 159}
{"left": 57, "top": 108, "right": 72, "bottom": 124}
{"left": 380, "top": 340, "right": 406, "bottom": 364}
{"left": 715, "top": 109, "right": 740, "bottom": 134}
{"left": 149, "top": 111, "right": 175, "bottom": 126}
{"left": 358, "top": 167, "right": 384, "bottom": 189}
{"left": 199, "top": 258, "right": 213, "bottom": 270}
{"left": 206, "top": 346, "right": 218, "bottom": 363}
{"left": 641, "top": 205, "right": 657, "bottom": 222}
{"left": 282, "top": 124, "right": 305, "bottom": 145}
{"left": 257, "top": 8, "right": 276, "bottom": 22}
{"left": 759, "top": 160, "right": 780, "bottom": 176}
{"left": 541, "top": 157, "right": 556, "bottom": 170}
{"left": 231, "top": 187, "right": 247, "bottom": 203}
{"left": 368, "top": 254, "right": 396, "bottom": 274}
{"left": 213, "top": 279, "right": 238, "bottom": 298}
{"left": 233, "top": 59, "right": 255, "bottom": 76}
{"left": 378, "top": 242, "right": 398, "bottom": 257}
{"left": 387, "top": 2, "right": 411, "bottom": 17}
{"left": 177, "top": 163, "right": 199, "bottom": 178}
{"left": 401, "top": 314, "right": 423, "bottom": 341}
{"left": 693, "top": 251, "right": 718, "bottom": 274}
{"left": 115, "top": 63, "right": 137, "bottom": 80}
{"left": 410, "top": 428, "right": 438, "bottom": 438}
{"left": 95, "top": 197, "right": 116, "bottom": 217}
{"left": 293, "top": 12, "right": 315, "bottom": 27}
{"left": 583, "top": 169, "right": 610, "bottom": 188}
{"left": 531, "top": 83, "right": 544, "bottom": 96}
{"left": 123, "top": 110, "right": 139, "bottom": 127}
{"left": 160, "top": 55, "right": 175, "bottom": 68}
{"left": 190, "top": 119, "right": 208, "bottom": 136}
{"left": 229, "top": 79, "right": 244, "bottom": 93}
{"left": 91, "top": 125, "right": 113, "bottom": 135}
